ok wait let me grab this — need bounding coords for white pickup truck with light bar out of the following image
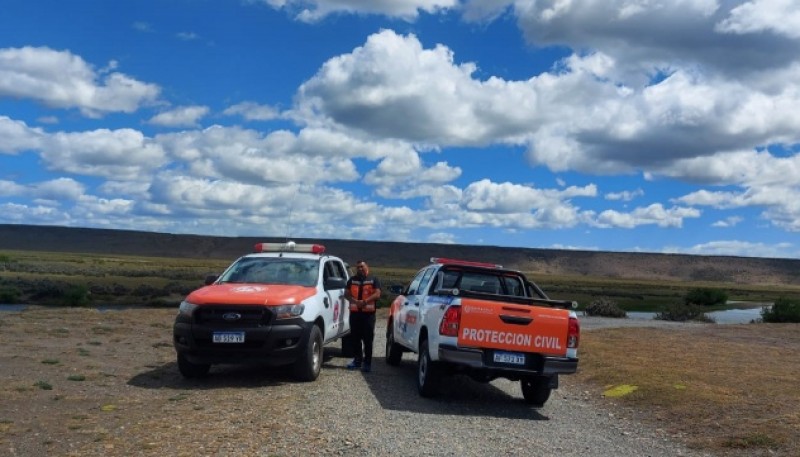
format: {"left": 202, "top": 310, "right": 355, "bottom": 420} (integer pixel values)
{"left": 385, "top": 258, "right": 580, "bottom": 407}
{"left": 173, "top": 241, "right": 350, "bottom": 381}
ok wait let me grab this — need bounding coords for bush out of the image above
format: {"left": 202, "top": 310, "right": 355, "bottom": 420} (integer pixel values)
{"left": 684, "top": 288, "right": 728, "bottom": 307}
{"left": 584, "top": 298, "right": 627, "bottom": 318}
{"left": 63, "top": 285, "right": 90, "bottom": 307}
{"left": 761, "top": 298, "right": 800, "bottom": 323}
{"left": 655, "top": 303, "right": 714, "bottom": 322}
{"left": 0, "top": 285, "right": 21, "bottom": 304}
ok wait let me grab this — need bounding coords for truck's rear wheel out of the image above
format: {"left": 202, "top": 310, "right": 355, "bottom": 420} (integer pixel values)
{"left": 521, "top": 376, "right": 551, "bottom": 407}
{"left": 417, "top": 339, "right": 441, "bottom": 397}
{"left": 177, "top": 353, "right": 210, "bottom": 378}
{"left": 293, "top": 325, "right": 323, "bottom": 382}
{"left": 385, "top": 323, "right": 403, "bottom": 366}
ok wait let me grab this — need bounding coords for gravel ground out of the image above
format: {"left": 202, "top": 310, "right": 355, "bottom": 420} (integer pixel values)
{"left": 288, "top": 315, "right": 713, "bottom": 457}
{"left": 1, "top": 309, "right": 714, "bottom": 457}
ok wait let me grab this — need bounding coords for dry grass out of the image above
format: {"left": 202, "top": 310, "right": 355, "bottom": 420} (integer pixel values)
{"left": 574, "top": 324, "right": 800, "bottom": 457}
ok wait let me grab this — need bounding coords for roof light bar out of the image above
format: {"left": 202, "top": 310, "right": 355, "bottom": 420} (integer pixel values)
{"left": 430, "top": 257, "right": 503, "bottom": 269}
{"left": 254, "top": 241, "right": 326, "bottom": 254}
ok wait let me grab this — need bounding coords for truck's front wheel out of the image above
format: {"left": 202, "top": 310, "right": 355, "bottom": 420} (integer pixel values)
{"left": 177, "top": 353, "right": 210, "bottom": 378}
{"left": 293, "top": 325, "right": 323, "bottom": 382}
{"left": 417, "top": 339, "right": 441, "bottom": 397}
{"left": 521, "top": 376, "right": 551, "bottom": 407}
{"left": 385, "top": 323, "right": 403, "bottom": 366}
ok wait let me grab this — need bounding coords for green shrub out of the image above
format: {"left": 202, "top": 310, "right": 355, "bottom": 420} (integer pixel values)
{"left": 63, "top": 285, "right": 90, "bottom": 307}
{"left": 761, "top": 298, "right": 800, "bottom": 323}
{"left": 585, "top": 297, "right": 627, "bottom": 318}
{"left": 684, "top": 288, "right": 728, "bottom": 307}
{"left": 0, "top": 285, "right": 21, "bottom": 304}
{"left": 656, "top": 303, "right": 714, "bottom": 322}
{"left": 33, "top": 380, "right": 53, "bottom": 390}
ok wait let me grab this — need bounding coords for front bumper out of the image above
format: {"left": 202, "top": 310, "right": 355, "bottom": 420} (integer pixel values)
{"left": 438, "top": 344, "right": 578, "bottom": 376}
{"left": 173, "top": 313, "right": 313, "bottom": 366}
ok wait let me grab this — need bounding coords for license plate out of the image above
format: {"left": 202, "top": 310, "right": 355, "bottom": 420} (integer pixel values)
{"left": 213, "top": 332, "right": 245, "bottom": 343}
{"left": 493, "top": 351, "right": 525, "bottom": 365}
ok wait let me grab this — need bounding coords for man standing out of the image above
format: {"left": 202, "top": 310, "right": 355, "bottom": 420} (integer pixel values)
{"left": 344, "top": 260, "right": 381, "bottom": 373}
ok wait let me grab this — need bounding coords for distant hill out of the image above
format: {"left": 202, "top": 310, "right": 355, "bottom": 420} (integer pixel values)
{"left": 1, "top": 224, "right": 799, "bottom": 286}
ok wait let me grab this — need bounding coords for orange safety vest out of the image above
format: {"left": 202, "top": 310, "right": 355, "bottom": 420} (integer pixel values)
{"left": 348, "top": 276, "right": 378, "bottom": 313}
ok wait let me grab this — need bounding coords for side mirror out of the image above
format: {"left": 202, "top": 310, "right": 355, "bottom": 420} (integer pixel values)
{"left": 204, "top": 274, "right": 219, "bottom": 286}
{"left": 324, "top": 276, "right": 347, "bottom": 291}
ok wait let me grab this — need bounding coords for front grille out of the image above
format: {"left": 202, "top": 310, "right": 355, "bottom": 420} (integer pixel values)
{"left": 194, "top": 306, "right": 272, "bottom": 328}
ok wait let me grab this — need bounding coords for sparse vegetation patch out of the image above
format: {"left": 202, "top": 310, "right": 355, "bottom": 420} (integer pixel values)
{"left": 584, "top": 297, "right": 627, "bottom": 318}
{"left": 684, "top": 287, "right": 728, "bottom": 307}
{"left": 655, "top": 302, "right": 714, "bottom": 322}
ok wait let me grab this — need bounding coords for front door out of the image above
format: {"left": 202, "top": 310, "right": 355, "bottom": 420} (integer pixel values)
{"left": 397, "top": 267, "right": 435, "bottom": 348}
{"left": 322, "top": 260, "right": 349, "bottom": 342}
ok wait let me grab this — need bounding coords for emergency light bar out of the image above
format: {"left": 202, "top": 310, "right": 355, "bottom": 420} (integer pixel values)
{"left": 430, "top": 257, "right": 503, "bottom": 269}
{"left": 254, "top": 241, "right": 326, "bottom": 254}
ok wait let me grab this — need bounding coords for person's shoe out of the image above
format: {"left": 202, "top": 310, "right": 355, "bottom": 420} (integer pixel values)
{"left": 346, "top": 359, "right": 362, "bottom": 370}
{"left": 361, "top": 363, "right": 371, "bottom": 373}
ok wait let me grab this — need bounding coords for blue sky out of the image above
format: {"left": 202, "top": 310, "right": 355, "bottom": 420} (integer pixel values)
{"left": 1, "top": 0, "right": 799, "bottom": 259}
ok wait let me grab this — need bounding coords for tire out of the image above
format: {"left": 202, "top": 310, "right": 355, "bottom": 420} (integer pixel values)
{"left": 293, "top": 325, "right": 323, "bottom": 382}
{"left": 521, "top": 376, "right": 552, "bottom": 407}
{"left": 417, "top": 339, "right": 441, "bottom": 397}
{"left": 385, "top": 323, "right": 403, "bottom": 366}
{"left": 177, "top": 353, "right": 210, "bottom": 378}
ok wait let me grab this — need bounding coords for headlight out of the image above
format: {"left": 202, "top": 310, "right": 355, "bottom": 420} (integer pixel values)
{"left": 273, "top": 304, "right": 305, "bottom": 319}
{"left": 178, "top": 300, "right": 198, "bottom": 318}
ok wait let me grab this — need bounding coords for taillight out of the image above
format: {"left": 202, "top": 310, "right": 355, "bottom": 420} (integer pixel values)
{"left": 567, "top": 316, "right": 580, "bottom": 348}
{"left": 439, "top": 305, "right": 461, "bottom": 337}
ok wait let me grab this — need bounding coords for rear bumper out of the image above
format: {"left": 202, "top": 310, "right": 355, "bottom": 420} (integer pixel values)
{"left": 438, "top": 344, "right": 578, "bottom": 376}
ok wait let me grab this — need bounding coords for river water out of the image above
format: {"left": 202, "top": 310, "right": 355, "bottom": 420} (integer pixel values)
{"left": 628, "top": 305, "right": 769, "bottom": 324}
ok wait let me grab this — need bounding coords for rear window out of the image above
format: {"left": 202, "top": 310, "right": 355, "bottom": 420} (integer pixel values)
{"left": 437, "top": 268, "right": 528, "bottom": 297}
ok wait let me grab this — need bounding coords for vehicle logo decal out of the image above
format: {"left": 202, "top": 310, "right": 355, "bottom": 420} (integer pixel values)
{"left": 428, "top": 296, "right": 453, "bottom": 305}
{"left": 222, "top": 312, "right": 242, "bottom": 321}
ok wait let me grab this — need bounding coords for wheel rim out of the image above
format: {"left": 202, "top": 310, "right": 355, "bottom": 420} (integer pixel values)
{"left": 312, "top": 338, "right": 321, "bottom": 372}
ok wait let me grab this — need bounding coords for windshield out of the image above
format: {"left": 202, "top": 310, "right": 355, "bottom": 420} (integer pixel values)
{"left": 219, "top": 258, "right": 319, "bottom": 287}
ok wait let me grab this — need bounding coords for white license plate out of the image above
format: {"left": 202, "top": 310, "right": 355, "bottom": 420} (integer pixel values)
{"left": 493, "top": 351, "right": 525, "bottom": 365}
{"left": 213, "top": 332, "right": 245, "bottom": 343}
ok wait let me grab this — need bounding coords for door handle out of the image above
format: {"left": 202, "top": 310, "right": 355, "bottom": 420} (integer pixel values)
{"left": 499, "top": 315, "right": 532, "bottom": 325}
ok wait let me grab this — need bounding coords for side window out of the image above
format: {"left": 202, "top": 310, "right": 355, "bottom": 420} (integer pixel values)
{"left": 406, "top": 269, "right": 427, "bottom": 296}
{"left": 332, "top": 261, "right": 346, "bottom": 279}
{"left": 501, "top": 275, "right": 525, "bottom": 296}
{"left": 417, "top": 268, "right": 436, "bottom": 294}
{"left": 441, "top": 270, "right": 460, "bottom": 289}
{"left": 324, "top": 260, "right": 347, "bottom": 280}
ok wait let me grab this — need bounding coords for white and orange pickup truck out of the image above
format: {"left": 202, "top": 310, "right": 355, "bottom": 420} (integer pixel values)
{"left": 173, "top": 242, "right": 350, "bottom": 382}
{"left": 385, "top": 258, "right": 580, "bottom": 407}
